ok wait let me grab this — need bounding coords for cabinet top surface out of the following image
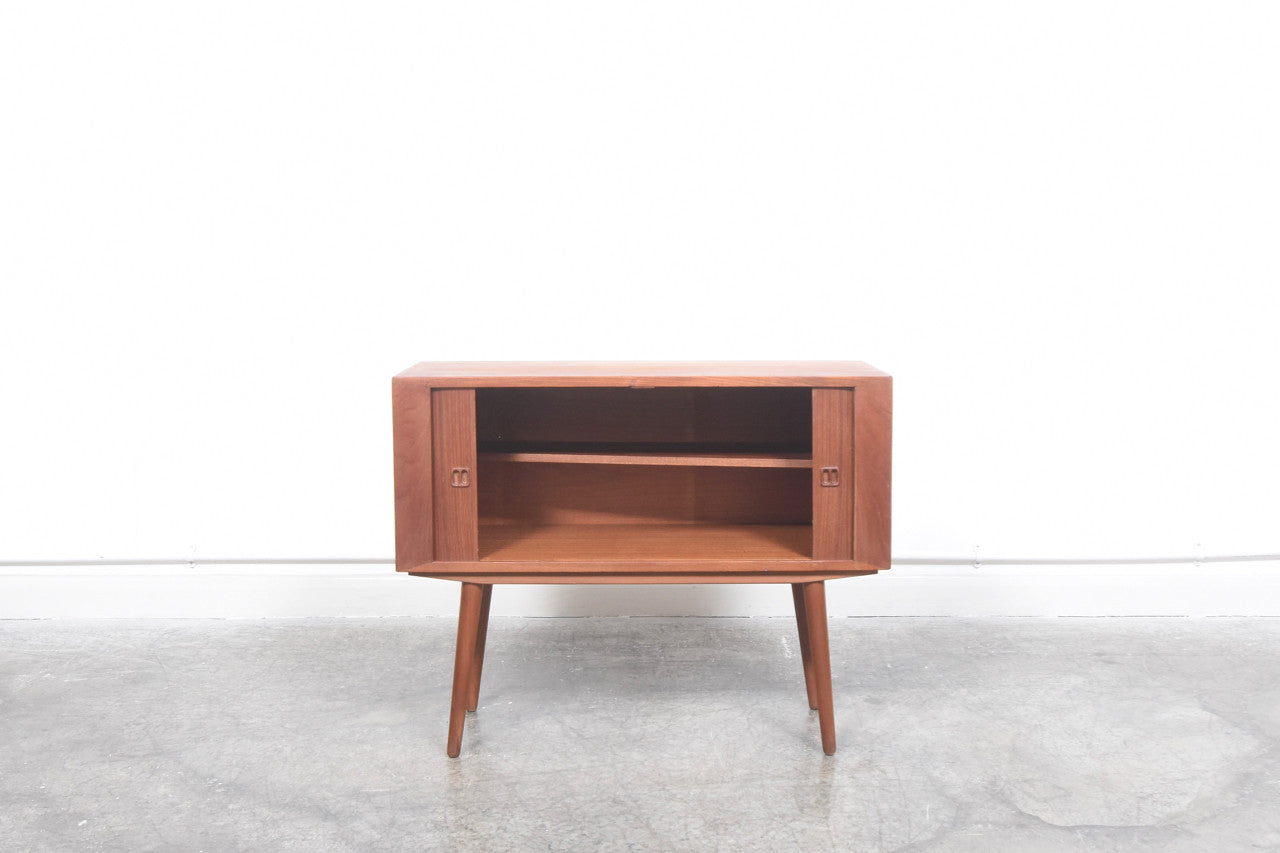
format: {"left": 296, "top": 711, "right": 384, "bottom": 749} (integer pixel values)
{"left": 395, "top": 361, "right": 889, "bottom": 387}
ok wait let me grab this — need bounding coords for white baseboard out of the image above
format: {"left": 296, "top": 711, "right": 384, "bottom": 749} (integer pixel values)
{"left": 2, "top": 561, "right": 1278, "bottom": 618}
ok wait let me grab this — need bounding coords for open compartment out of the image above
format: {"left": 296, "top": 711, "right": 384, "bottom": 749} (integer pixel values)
{"left": 474, "top": 387, "right": 813, "bottom": 561}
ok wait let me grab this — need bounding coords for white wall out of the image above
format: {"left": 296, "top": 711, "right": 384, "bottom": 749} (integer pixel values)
{"left": 2, "top": 2, "right": 1277, "bottom": 615}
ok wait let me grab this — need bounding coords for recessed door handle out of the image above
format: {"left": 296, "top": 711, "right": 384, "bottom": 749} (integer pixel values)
{"left": 820, "top": 467, "right": 840, "bottom": 487}
{"left": 451, "top": 467, "right": 470, "bottom": 488}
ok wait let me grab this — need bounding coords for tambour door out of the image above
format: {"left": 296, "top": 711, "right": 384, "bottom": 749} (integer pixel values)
{"left": 811, "top": 382, "right": 893, "bottom": 569}
{"left": 812, "top": 389, "right": 854, "bottom": 560}
{"left": 432, "top": 388, "right": 479, "bottom": 562}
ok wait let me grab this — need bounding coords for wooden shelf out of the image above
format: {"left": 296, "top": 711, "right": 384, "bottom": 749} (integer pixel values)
{"left": 480, "top": 450, "right": 811, "bottom": 469}
{"left": 479, "top": 523, "right": 812, "bottom": 562}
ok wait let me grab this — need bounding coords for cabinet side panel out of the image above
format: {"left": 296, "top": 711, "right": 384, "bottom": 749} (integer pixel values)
{"left": 433, "top": 389, "right": 479, "bottom": 561}
{"left": 392, "top": 379, "right": 432, "bottom": 571}
{"left": 812, "top": 389, "right": 854, "bottom": 560}
{"left": 853, "top": 378, "right": 892, "bottom": 569}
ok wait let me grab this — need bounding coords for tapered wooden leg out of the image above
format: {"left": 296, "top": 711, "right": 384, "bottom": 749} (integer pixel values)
{"left": 467, "top": 584, "right": 493, "bottom": 711}
{"left": 802, "top": 581, "right": 836, "bottom": 755}
{"left": 447, "top": 582, "right": 483, "bottom": 758}
{"left": 791, "top": 583, "right": 818, "bottom": 710}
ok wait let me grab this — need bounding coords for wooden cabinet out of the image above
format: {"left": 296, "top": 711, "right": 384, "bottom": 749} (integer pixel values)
{"left": 392, "top": 362, "right": 892, "bottom": 756}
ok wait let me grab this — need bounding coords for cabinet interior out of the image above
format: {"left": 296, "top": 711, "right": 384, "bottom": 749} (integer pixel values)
{"left": 474, "top": 387, "right": 813, "bottom": 560}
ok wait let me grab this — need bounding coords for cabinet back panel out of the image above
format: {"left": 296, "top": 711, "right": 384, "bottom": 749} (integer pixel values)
{"left": 479, "top": 461, "right": 811, "bottom": 526}
{"left": 476, "top": 387, "right": 811, "bottom": 449}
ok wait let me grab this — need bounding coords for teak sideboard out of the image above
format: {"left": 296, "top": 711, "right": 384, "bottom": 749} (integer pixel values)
{"left": 392, "top": 362, "right": 892, "bottom": 756}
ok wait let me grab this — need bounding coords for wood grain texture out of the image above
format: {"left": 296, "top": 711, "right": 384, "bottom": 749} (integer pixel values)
{"left": 803, "top": 580, "right": 836, "bottom": 754}
{"left": 432, "top": 389, "right": 478, "bottom": 562}
{"left": 479, "top": 450, "right": 811, "bottom": 468}
{"left": 398, "top": 361, "right": 889, "bottom": 386}
{"left": 792, "top": 583, "right": 818, "bottom": 710}
{"left": 392, "top": 378, "right": 432, "bottom": 572}
{"left": 853, "top": 377, "right": 892, "bottom": 570}
{"left": 466, "top": 584, "right": 493, "bottom": 712}
{"left": 414, "top": 567, "right": 877, "bottom": 584}
{"left": 477, "top": 387, "right": 811, "bottom": 447}
{"left": 479, "top": 462, "right": 811, "bottom": 527}
{"left": 812, "top": 389, "right": 855, "bottom": 560}
{"left": 447, "top": 582, "right": 483, "bottom": 757}
{"left": 479, "top": 523, "right": 811, "bottom": 561}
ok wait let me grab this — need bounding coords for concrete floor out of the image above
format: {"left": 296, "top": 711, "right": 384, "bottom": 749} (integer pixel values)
{"left": 2, "top": 618, "right": 1279, "bottom": 852}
